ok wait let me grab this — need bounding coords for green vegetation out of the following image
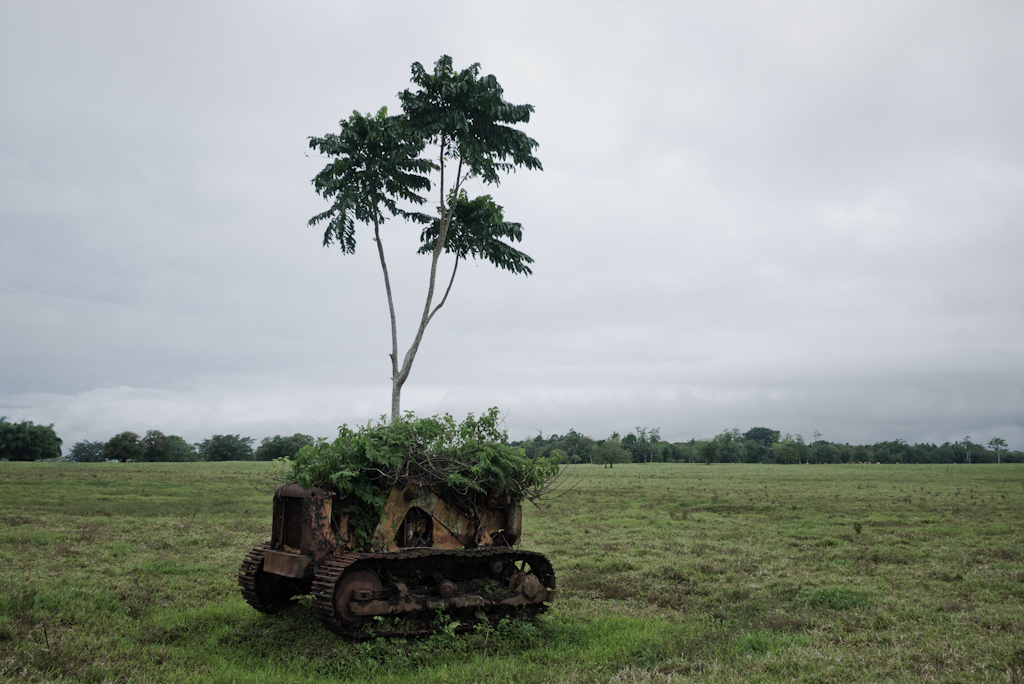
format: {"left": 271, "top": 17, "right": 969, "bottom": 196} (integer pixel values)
{"left": 196, "top": 434, "right": 255, "bottom": 462}
{"left": 1, "top": 461, "right": 1021, "bottom": 682}
{"left": 0, "top": 419, "right": 62, "bottom": 461}
{"left": 67, "top": 440, "right": 105, "bottom": 463}
{"left": 58, "top": 431, "right": 313, "bottom": 464}
{"left": 516, "top": 427, "right": 1024, "bottom": 465}
{"left": 288, "top": 409, "right": 559, "bottom": 547}
{"left": 254, "top": 434, "right": 314, "bottom": 462}
{"left": 309, "top": 55, "right": 541, "bottom": 421}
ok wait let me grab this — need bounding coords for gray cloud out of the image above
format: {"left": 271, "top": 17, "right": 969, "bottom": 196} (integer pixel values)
{"left": 2, "top": 1, "right": 1023, "bottom": 450}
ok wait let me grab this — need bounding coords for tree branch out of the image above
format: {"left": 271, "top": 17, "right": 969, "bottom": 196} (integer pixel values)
{"left": 373, "top": 219, "right": 401, "bottom": 420}
{"left": 393, "top": 154, "right": 464, "bottom": 403}
{"left": 428, "top": 255, "right": 460, "bottom": 323}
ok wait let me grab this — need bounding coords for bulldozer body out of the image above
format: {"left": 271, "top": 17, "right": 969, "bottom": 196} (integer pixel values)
{"left": 239, "top": 481, "right": 553, "bottom": 637}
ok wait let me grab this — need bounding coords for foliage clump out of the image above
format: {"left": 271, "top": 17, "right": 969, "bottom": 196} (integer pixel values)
{"left": 287, "top": 408, "right": 559, "bottom": 546}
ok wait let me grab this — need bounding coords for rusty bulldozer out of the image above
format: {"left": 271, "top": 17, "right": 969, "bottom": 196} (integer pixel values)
{"left": 239, "top": 480, "right": 555, "bottom": 637}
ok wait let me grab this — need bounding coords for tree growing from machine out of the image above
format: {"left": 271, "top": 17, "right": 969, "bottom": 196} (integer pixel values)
{"left": 309, "top": 56, "right": 541, "bottom": 422}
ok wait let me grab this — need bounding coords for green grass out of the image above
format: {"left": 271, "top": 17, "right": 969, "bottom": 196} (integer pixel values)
{"left": 1, "top": 462, "right": 1022, "bottom": 682}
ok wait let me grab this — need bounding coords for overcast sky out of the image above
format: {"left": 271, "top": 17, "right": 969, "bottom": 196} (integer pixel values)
{"left": 3, "top": 1, "right": 1023, "bottom": 450}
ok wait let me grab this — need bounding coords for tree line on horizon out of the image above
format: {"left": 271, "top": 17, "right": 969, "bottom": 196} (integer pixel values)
{"left": 0, "top": 418, "right": 313, "bottom": 463}
{"left": 512, "top": 427, "right": 1021, "bottom": 466}
{"left": 1, "top": 418, "right": 1019, "bottom": 465}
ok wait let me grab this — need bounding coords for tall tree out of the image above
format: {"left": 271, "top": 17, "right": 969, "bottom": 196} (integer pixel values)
{"left": 0, "top": 420, "right": 63, "bottom": 461}
{"left": 168, "top": 435, "right": 199, "bottom": 462}
{"left": 103, "top": 432, "right": 143, "bottom": 462}
{"left": 743, "top": 427, "right": 780, "bottom": 446}
{"left": 254, "top": 434, "right": 315, "bottom": 461}
{"left": 141, "top": 430, "right": 174, "bottom": 462}
{"left": 988, "top": 437, "right": 1008, "bottom": 464}
{"left": 309, "top": 56, "right": 541, "bottom": 421}
{"left": 197, "top": 434, "right": 255, "bottom": 462}
{"left": 714, "top": 429, "right": 746, "bottom": 463}
{"left": 68, "top": 440, "right": 106, "bottom": 462}
{"left": 594, "top": 436, "right": 631, "bottom": 468}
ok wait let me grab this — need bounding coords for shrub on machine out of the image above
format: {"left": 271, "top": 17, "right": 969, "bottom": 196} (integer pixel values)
{"left": 238, "top": 409, "right": 559, "bottom": 637}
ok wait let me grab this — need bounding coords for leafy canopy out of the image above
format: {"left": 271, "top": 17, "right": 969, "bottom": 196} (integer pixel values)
{"left": 103, "top": 431, "right": 143, "bottom": 463}
{"left": 308, "top": 107, "right": 433, "bottom": 252}
{"left": 286, "top": 408, "right": 559, "bottom": 547}
{"left": 197, "top": 434, "right": 255, "bottom": 462}
{"left": 308, "top": 56, "right": 540, "bottom": 262}
{"left": 68, "top": 440, "right": 106, "bottom": 463}
{"left": 418, "top": 191, "right": 533, "bottom": 275}
{"left": 0, "top": 420, "right": 63, "bottom": 461}
{"left": 399, "top": 55, "right": 541, "bottom": 185}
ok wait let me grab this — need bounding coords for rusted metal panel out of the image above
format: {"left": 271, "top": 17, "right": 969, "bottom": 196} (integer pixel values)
{"left": 263, "top": 549, "right": 312, "bottom": 578}
{"left": 505, "top": 503, "right": 522, "bottom": 544}
{"left": 275, "top": 482, "right": 313, "bottom": 498}
{"left": 371, "top": 482, "right": 522, "bottom": 550}
{"left": 429, "top": 496, "right": 470, "bottom": 549}
{"left": 307, "top": 488, "right": 339, "bottom": 565}
{"left": 374, "top": 483, "right": 475, "bottom": 550}
{"left": 334, "top": 512, "right": 354, "bottom": 551}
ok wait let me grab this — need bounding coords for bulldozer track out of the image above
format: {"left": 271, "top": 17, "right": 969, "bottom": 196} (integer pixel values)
{"left": 239, "top": 542, "right": 311, "bottom": 614}
{"left": 239, "top": 542, "right": 276, "bottom": 613}
{"left": 310, "top": 547, "right": 555, "bottom": 638}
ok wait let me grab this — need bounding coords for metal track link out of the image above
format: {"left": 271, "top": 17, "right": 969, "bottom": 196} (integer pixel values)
{"left": 310, "top": 554, "right": 364, "bottom": 635}
{"left": 238, "top": 542, "right": 272, "bottom": 612}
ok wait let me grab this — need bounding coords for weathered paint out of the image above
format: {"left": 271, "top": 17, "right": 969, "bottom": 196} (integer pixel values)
{"left": 374, "top": 483, "right": 476, "bottom": 550}
{"left": 270, "top": 484, "right": 344, "bottom": 564}
{"left": 262, "top": 549, "right": 312, "bottom": 578}
{"left": 307, "top": 488, "right": 340, "bottom": 564}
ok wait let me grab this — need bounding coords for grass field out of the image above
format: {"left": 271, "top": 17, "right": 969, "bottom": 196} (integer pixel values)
{"left": 1, "top": 461, "right": 1022, "bottom": 683}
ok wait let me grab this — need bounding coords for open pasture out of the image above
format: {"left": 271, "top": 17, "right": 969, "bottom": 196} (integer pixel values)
{"left": 1, "top": 462, "right": 1022, "bottom": 683}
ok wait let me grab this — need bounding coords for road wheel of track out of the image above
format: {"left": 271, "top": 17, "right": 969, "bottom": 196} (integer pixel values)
{"left": 333, "top": 569, "right": 382, "bottom": 623}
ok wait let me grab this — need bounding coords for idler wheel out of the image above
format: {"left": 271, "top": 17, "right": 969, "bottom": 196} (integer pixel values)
{"left": 438, "top": 579, "right": 457, "bottom": 599}
{"left": 334, "top": 569, "right": 381, "bottom": 623}
{"left": 490, "top": 560, "right": 504, "bottom": 576}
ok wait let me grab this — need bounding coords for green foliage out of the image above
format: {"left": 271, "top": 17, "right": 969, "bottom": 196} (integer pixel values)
{"left": 399, "top": 55, "right": 541, "bottom": 185}
{"left": 140, "top": 429, "right": 174, "bottom": 462}
{"left": 774, "top": 434, "right": 807, "bottom": 464}
{"left": 593, "top": 437, "right": 630, "bottom": 468}
{"left": 68, "top": 440, "right": 106, "bottom": 462}
{"left": 140, "top": 431, "right": 198, "bottom": 462}
{"left": 309, "top": 56, "right": 542, "bottom": 421}
{"left": 167, "top": 435, "right": 199, "bottom": 462}
{"left": 0, "top": 420, "right": 63, "bottom": 461}
{"left": 288, "top": 408, "right": 559, "bottom": 547}
{"left": 744, "top": 427, "right": 781, "bottom": 445}
{"left": 418, "top": 191, "right": 533, "bottom": 274}
{"left": 197, "top": 434, "right": 254, "bottom": 462}
{"left": 254, "top": 433, "right": 314, "bottom": 461}
{"left": 308, "top": 106, "right": 433, "bottom": 252}
{"left": 103, "top": 431, "right": 143, "bottom": 462}
{"left": 699, "top": 439, "right": 720, "bottom": 464}
{"left": 713, "top": 429, "right": 747, "bottom": 463}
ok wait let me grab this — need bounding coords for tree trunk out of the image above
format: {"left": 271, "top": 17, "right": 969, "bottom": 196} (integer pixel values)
{"left": 387, "top": 147, "right": 464, "bottom": 422}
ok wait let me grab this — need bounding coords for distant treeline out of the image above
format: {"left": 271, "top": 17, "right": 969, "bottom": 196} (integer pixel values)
{"left": 0, "top": 419, "right": 312, "bottom": 463}
{"left": 511, "top": 427, "right": 1021, "bottom": 466}
{"left": 2, "top": 418, "right": 1019, "bottom": 465}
